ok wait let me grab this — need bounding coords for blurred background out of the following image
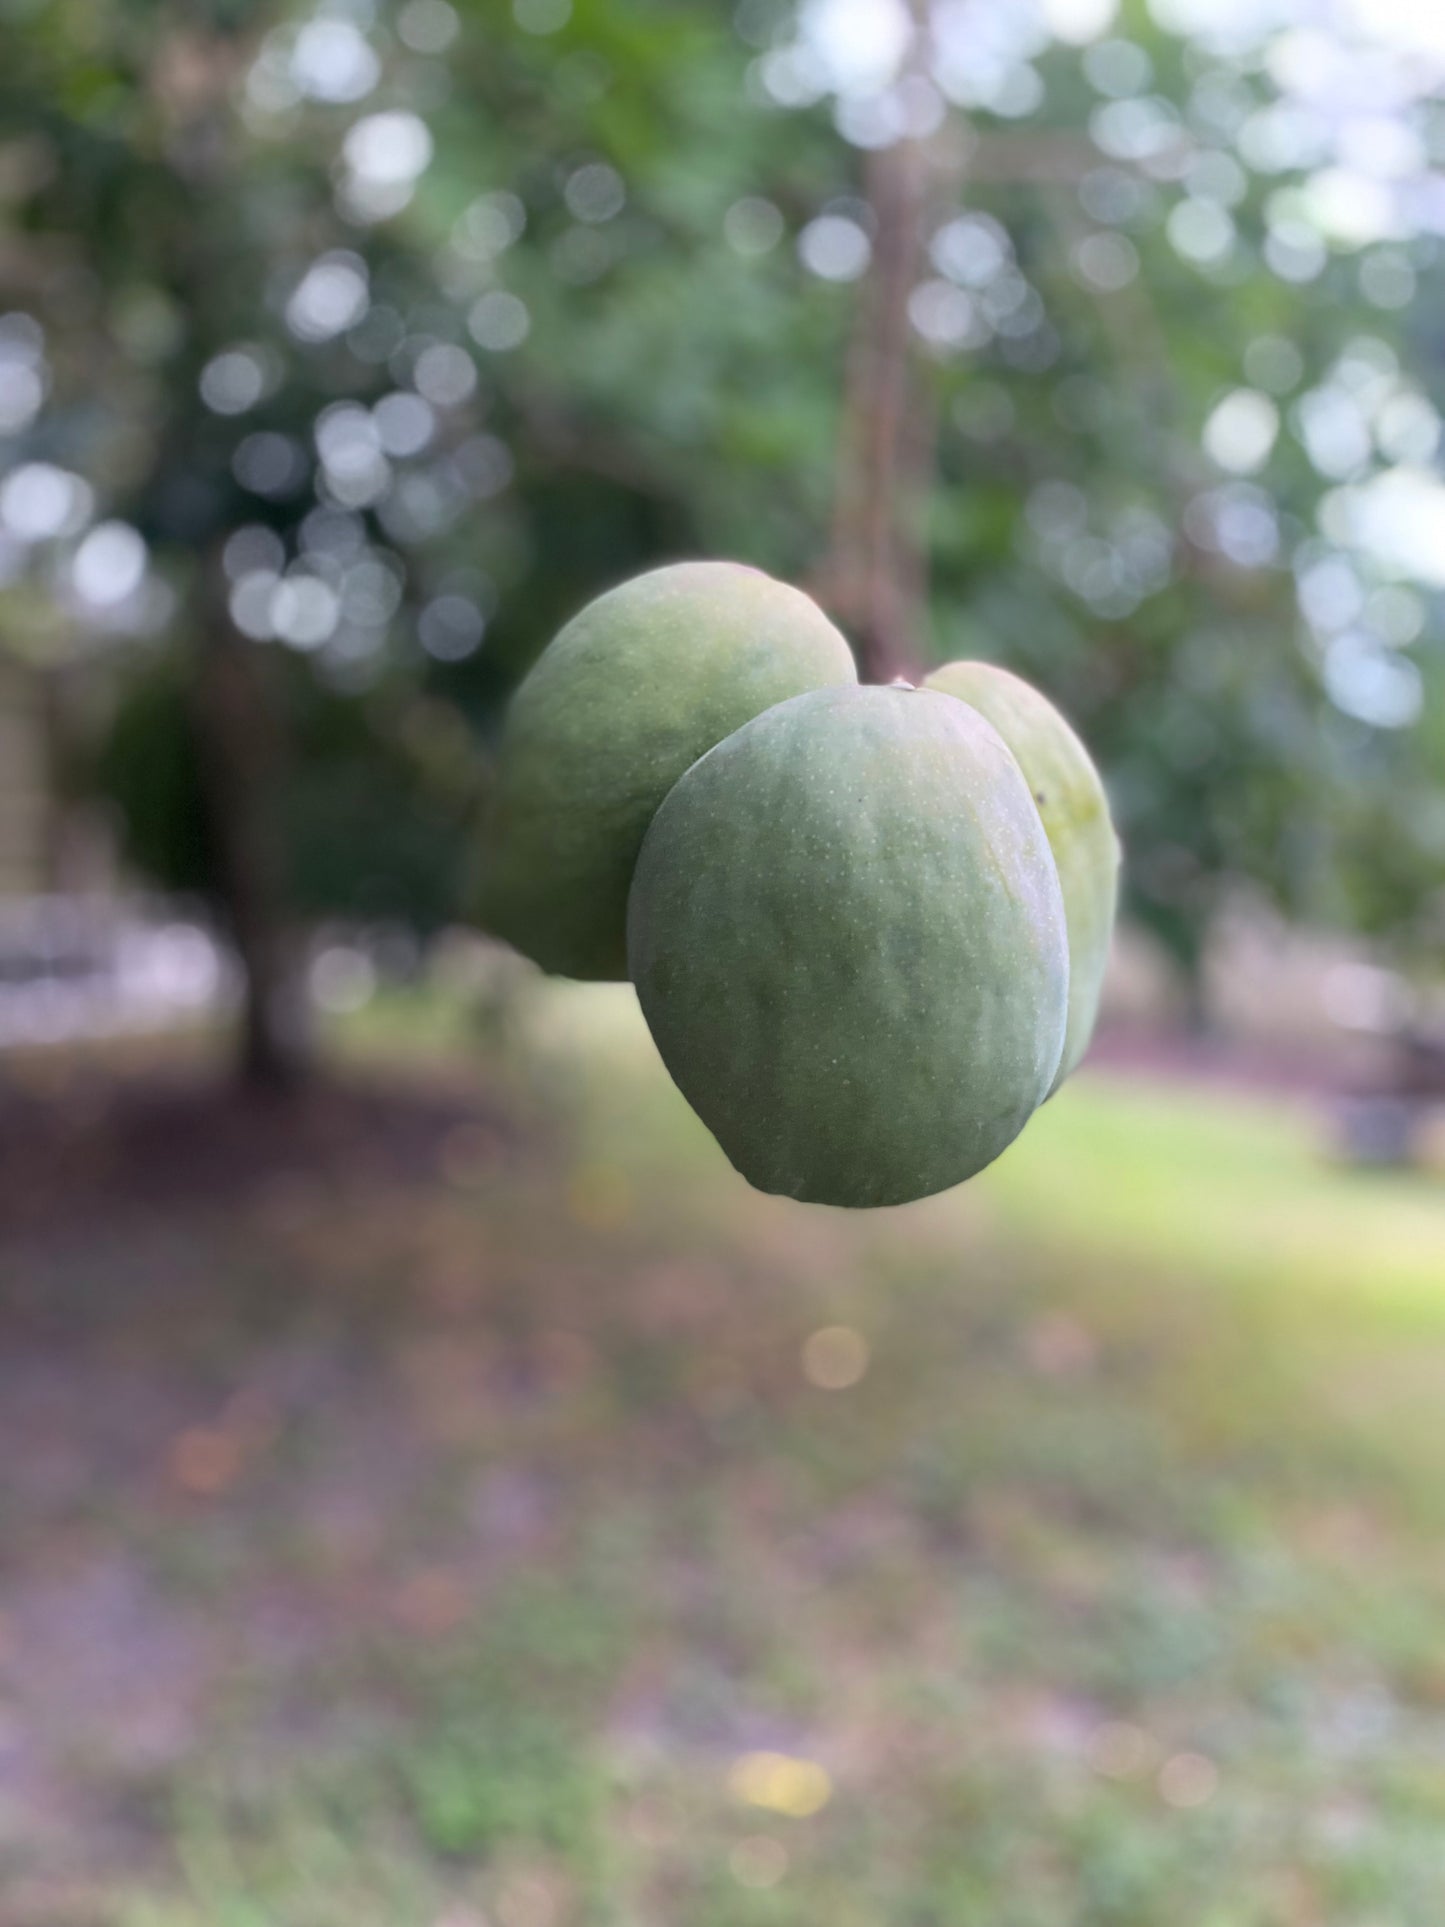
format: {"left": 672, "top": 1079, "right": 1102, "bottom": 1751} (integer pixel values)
{"left": 4, "top": 0, "right": 1445, "bottom": 1920}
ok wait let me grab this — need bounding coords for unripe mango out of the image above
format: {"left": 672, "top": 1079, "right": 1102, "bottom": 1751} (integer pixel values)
{"left": 478, "top": 562, "right": 856, "bottom": 979}
{"left": 627, "top": 684, "right": 1069, "bottom": 1208}
{"left": 925, "top": 660, "right": 1120, "bottom": 1088}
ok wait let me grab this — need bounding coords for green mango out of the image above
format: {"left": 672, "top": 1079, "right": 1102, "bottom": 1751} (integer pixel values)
{"left": 925, "top": 661, "right": 1120, "bottom": 1089}
{"left": 627, "top": 684, "right": 1069, "bottom": 1208}
{"left": 478, "top": 562, "right": 856, "bottom": 980}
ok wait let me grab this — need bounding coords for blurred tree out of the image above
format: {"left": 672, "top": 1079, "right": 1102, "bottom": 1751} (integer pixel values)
{"left": 1, "top": 0, "right": 485, "bottom": 1080}
{"left": 2, "top": 0, "right": 1443, "bottom": 1071}
{"left": 398, "top": 0, "right": 1445, "bottom": 979}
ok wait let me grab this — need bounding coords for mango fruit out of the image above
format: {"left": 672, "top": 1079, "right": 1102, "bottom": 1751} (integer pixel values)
{"left": 478, "top": 562, "right": 855, "bottom": 979}
{"left": 926, "top": 660, "right": 1120, "bottom": 1087}
{"left": 627, "top": 684, "right": 1069, "bottom": 1208}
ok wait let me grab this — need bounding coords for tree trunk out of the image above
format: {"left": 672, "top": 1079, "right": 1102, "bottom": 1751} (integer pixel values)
{"left": 821, "top": 8, "right": 959, "bottom": 685}
{"left": 826, "top": 135, "right": 932, "bottom": 683}
{"left": 192, "top": 569, "right": 310, "bottom": 1092}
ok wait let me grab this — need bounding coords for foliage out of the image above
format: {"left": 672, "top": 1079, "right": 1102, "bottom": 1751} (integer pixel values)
{"left": 2, "top": 0, "right": 1444, "bottom": 968}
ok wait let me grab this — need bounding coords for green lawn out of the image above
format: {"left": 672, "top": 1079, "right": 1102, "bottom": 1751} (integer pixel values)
{"left": 10, "top": 985, "right": 1445, "bottom": 1926}
{"left": 530, "top": 980, "right": 1445, "bottom": 1304}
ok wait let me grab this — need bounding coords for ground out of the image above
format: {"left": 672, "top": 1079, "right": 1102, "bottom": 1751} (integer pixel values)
{"left": 4, "top": 985, "right": 1445, "bottom": 1926}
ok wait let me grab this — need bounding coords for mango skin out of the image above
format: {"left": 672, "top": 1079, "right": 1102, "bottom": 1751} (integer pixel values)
{"left": 627, "top": 685, "right": 1069, "bottom": 1209}
{"left": 925, "top": 660, "right": 1120, "bottom": 1089}
{"left": 478, "top": 562, "right": 856, "bottom": 980}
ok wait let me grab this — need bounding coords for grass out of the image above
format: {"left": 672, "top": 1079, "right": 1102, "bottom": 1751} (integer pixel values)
{"left": 989, "top": 1074, "right": 1445, "bottom": 1309}
{"left": 9, "top": 982, "right": 1445, "bottom": 1926}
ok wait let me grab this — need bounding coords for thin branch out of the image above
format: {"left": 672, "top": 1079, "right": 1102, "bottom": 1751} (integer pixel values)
{"left": 965, "top": 128, "right": 1192, "bottom": 185}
